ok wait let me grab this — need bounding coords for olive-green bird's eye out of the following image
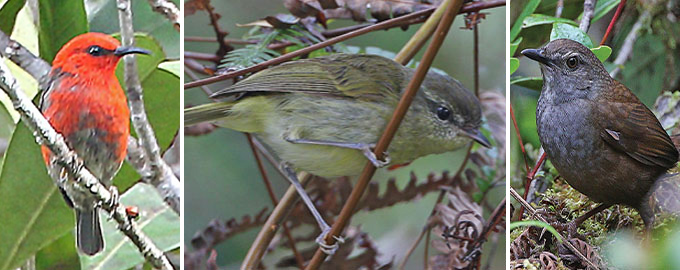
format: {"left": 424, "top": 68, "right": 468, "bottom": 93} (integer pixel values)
{"left": 436, "top": 106, "right": 451, "bottom": 121}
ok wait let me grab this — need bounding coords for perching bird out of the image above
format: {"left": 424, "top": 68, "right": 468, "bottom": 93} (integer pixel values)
{"left": 186, "top": 53, "right": 490, "bottom": 253}
{"left": 523, "top": 39, "right": 679, "bottom": 234}
{"left": 40, "top": 32, "right": 149, "bottom": 255}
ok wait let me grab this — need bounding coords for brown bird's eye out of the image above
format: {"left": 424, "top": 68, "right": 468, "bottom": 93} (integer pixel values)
{"left": 87, "top": 45, "right": 104, "bottom": 56}
{"left": 566, "top": 56, "right": 578, "bottom": 69}
{"left": 436, "top": 106, "right": 451, "bottom": 121}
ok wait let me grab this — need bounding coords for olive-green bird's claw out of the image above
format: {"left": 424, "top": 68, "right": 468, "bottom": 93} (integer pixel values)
{"left": 316, "top": 228, "right": 345, "bottom": 255}
{"left": 361, "top": 147, "right": 390, "bottom": 168}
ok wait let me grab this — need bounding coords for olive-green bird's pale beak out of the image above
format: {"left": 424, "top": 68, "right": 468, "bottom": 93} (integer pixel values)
{"left": 463, "top": 129, "right": 491, "bottom": 148}
{"left": 521, "top": 48, "right": 549, "bottom": 65}
{"left": 114, "top": 46, "right": 151, "bottom": 56}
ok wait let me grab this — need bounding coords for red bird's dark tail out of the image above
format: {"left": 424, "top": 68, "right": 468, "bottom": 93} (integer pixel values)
{"left": 76, "top": 209, "right": 104, "bottom": 255}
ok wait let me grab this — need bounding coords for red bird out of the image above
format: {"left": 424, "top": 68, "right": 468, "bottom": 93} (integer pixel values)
{"left": 40, "top": 33, "right": 148, "bottom": 255}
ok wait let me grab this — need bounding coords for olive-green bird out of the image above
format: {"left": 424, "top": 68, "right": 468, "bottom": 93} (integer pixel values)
{"left": 185, "top": 53, "right": 490, "bottom": 253}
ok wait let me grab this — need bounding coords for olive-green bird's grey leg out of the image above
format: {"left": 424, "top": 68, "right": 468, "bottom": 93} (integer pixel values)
{"left": 284, "top": 137, "right": 390, "bottom": 167}
{"left": 280, "top": 163, "right": 345, "bottom": 254}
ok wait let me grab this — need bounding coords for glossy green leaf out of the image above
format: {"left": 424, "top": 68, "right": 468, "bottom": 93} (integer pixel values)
{"left": 0, "top": 119, "right": 73, "bottom": 270}
{"left": 591, "top": 45, "right": 612, "bottom": 62}
{"left": 37, "top": 0, "right": 88, "bottom": 62}
{"left": 522, "top": 14, "right": 578, "bottom": 29}
{"left": 80, "top": 183, "right": 180, "bottom": 269}
{"left": 510, "top": 37, "right": 523, "bottom": 56}
{"left": 0, "top": 0, "right": 26, "bottom": 34}
{"left": 621, "top": 34, "right": 666, "bottom": 107}
{"left": 511, "top": 0, "right": 540, "bottom": 41}
{"left": 577, "top": 0, "right": 621, "bottom": 23}
{"left": 86, "top": 0, "right": 179, "bottom": 59}
{"left": 550, "top": 22, "right": 594, "bottom": 48}
{"left": 510, "top": 58, "right": 520, "bottom": 75}
{"left": 511, "top": 76, "right": 543, "bottom": 91}
{"left": 158, "top": 61, "right": 180, "bottom": 77}
{"left": 112, "top": 35, "right": 180, "bottom": 191}
{"left": 510, "top": 220, "right": 562, "bottom": 242}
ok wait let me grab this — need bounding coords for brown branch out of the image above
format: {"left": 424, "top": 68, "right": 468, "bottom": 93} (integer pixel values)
{"left": 305, "top": 0, "right": 466, "bottom": 267}
{"left": 184, "top": 0, "right": 505, "bottom": 90}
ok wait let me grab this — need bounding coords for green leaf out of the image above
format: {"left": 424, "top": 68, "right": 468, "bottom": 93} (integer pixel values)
{"left": 522, "top": 14, "right": 578, "bottom": 29}
{"left": 510, "top": 58, "right": 520, "bottom": 75}
{"left": 511, "top": 76, "right": 543, "bottom": 91}
{"left": 86, "top": 0, "right": 179, "bottom": 59}
{"left": 0, "top": 120, "right": 73, "bottom": 270}
{"left": 510, "top": 220, "right": 563, "bottom": 242}
{"left": 621, "top": 34, "right": 666, "bottom": 107}
{"left": 113, "top": 34, "right": 180, "bottom": 191}
{"left": 550, "top": 22, "right": 594, "bottom": 48}
{"left": 0, "top": 0, "right": 26, "bottom": 34}
{"left": 158, "top": 61, "right": 180, "bottom": 77}
{"left": 577, "top": 0, "right": 621, "bottom": 23}
{"left": 511, "top": 0, "right": 540, "bottom": 41}
{"left": 510, "top": 37, "right": 523, "bottom": 56}
{"left": 37, "top": 0, "right": 88, "bottom": 62}
{"left": 591, "top": 45, "right": 612, "bottom": 62}
{"left": 80, "top": 183, "right": 180, "bottom": 269}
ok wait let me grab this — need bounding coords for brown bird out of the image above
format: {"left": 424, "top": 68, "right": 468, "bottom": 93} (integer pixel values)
{"left": 522, "top": 39, "right": 679, "bottom": 234}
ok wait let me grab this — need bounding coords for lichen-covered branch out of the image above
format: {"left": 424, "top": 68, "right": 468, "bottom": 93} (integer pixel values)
{"left": 0, "top": 60, "right": 172, "bottom": 269}
{"left": 147, "top": 0, "right": 180, "bottom": 31}
{"left": 117, "top": 0, "right": 181, "bottom": 215}
{"left": 579, "top": 0, "right": 597, "bottom": 32}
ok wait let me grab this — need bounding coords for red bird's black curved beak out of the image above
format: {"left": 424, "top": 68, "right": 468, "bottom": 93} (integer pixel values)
{"left": 114, "top": 46, "right": 151, "bottom": 56}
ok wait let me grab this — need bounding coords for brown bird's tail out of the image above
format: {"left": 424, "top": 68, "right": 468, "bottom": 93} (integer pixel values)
{"left": 76, "top": 209, "right": 104, "bottom": 255}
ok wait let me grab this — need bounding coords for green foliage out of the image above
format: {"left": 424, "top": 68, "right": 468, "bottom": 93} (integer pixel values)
{"left": 510, "top": 220, "right": 562, "bottom": 242}
{"left": 220, "top": 26, "right": 313, "bottom": 70}
{"left": 0, "top": 0, "right": 25, "bottom": 34}
{"left": 37, "top": 0, "right": 88, "bottom": 63}
{"left": 549, "top": 22, "right": 593, "bottom": 48}
{"left": 80, "top": 183, "right": 180, "bottom": 269}
{"left": 621, "top": 34, "right": 666, "bottom": 107}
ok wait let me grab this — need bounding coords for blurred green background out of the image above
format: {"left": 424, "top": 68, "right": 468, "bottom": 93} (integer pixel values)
{"left": 185, "top": 1, "right": 506, "bottom": 268}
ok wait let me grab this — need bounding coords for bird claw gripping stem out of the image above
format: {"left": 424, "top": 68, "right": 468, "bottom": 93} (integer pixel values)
{"left": 361, "top": 145, "right": 390, "bottom": 168}
{"left": 316, "top": 226, "right": 345, "bottom": 255}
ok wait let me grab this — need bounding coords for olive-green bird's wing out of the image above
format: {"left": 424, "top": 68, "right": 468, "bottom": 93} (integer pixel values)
{"left": 597, "top": 83, "right": 679, "bottom": 169}
{"left": 209, "top": 54, "right": 407, "bottom": 101}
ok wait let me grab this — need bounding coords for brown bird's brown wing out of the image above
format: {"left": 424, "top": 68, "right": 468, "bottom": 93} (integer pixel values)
{"left": 209, "top": 54, "right": 405, "bottom": 101}
{"left": 597, "top": 83, "right": 679, "bottom": 168}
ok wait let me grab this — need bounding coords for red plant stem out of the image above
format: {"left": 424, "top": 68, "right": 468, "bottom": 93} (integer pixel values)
{"left": 526, "top": 152, "right": 546, "bottom": 181}
{"left": 600, "top": 0, "right": 626, "bottom": 45}
{"left": 510, "top": 105, "right": 529, "bottom": 173}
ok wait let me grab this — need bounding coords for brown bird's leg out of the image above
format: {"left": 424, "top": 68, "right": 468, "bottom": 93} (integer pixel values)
{"left": 566, "top": 203, "right": 611, "bottom": 236}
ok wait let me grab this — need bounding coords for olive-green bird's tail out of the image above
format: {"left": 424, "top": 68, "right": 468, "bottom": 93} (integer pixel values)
{"left": 185, "top": 100, "right": 265, "bottom": 133}
{"left": 185, "top": 102, "right": 234, "bottom": 126}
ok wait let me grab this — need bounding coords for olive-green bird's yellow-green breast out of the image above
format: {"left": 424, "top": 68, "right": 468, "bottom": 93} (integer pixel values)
{"left": 185, "top": 54, "right": 485, "bottom": 178}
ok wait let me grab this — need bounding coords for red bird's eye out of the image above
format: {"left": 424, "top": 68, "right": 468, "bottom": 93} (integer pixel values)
{"left": 87, "top": 45, "right": 105, "bottom": 56}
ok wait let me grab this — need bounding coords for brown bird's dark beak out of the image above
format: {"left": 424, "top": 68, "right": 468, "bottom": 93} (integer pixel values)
{"left": 521, "top": 48, "right": 549, "bottom": 65}
{"left": 463, "top": 129, "right": 491, "bottom": 148}
{"left": 114, "top": 46, "right": 151, "bottom": 56}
